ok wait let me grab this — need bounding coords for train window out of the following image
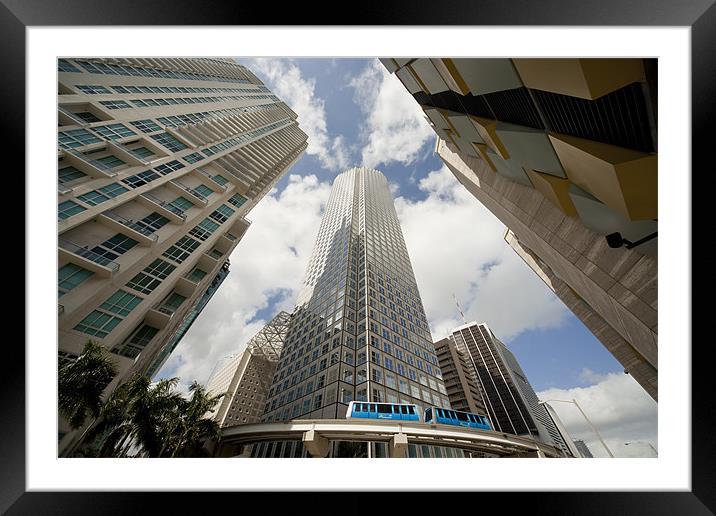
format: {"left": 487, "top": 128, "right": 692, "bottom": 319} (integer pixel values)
{"left": 450, "top": 411, "right": 457, "bottom": 419}
{"left": 377, "top": 404, "right": 391, "bottom": 413}
{"left": 355, "top": 404, "right": 363, "bottom": 412}
{"left": 370, "top": 404, "right": 377, "bottom": 412}
{"left": 467, "top": 414, "right": 475, "bottom": 422}
{"left": 437, "top": 408, "right": 444, "bottom": 418}
{"left": 456, "top": 412, "right": 468, "bottom": 421}
{"left": 425, "top": 408, "right": 432, "bottom": 420}
{"left": 407, "top": 406, "right": 415, "bottom": 415}
{"left": 392, "top": 405, "right": 399, "bottom": 413}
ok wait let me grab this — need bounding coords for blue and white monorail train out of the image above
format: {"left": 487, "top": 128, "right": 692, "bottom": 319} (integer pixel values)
{"left": 424, "top": 407, "right": 491, "bottom": 430}
{"left": 346, "top": 401, "right": 420, "bottom": 421}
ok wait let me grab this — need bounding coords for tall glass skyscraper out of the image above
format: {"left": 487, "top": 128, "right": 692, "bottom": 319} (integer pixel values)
{"left": 263, "top": 167, "right": 449, "bottom": 423}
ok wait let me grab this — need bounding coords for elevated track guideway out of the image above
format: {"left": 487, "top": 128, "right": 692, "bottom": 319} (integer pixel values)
{"left": 218, "top": 419, "right": 566, "bottom": 458}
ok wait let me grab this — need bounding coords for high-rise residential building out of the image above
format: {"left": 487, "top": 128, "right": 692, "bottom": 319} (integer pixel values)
{"left": 57, "top": 57, "right": 308, "bottom": 452}
{"left": 262, "top": 167, "right": 450, "bottom": 424}
{"left": 146, "top": 259, "right": 231, "bottom": 379}
{"left": 381, "top": 58, "right": 658, "bottom": 401}
{"left": 448, "top": 321, "right": 571, "bottom": 455}
{"left": 433, "top": 336, "right": 486, "bottom": 415}
{"left": 206, "top": 311, "right": 291, "bottom": 427}
{"left": 573, "top": 439, "right": 594, "bottom": 458}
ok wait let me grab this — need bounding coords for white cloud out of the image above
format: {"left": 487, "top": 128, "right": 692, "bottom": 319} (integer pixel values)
{"left": 349, "top": 59, "right": 435, "bottom": 168}
{"left": 537, "top": 370, "right": 658, "bottom": 458}
{"left": 155, "top": 174, "right": 332, "bottom": 390}
{"left": 395, "top": 165, "right": 569, "bottom": 342}
{"left": 247, "top": 58, "right": 350, "bottom": 171}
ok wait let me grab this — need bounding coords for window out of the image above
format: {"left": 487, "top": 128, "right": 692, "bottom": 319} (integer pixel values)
{"left": 209, "top": 204, "right": 235, "bottom": 224}
{"left": 90, "top": 234, "right": 138, "bottom": 261}
{"left": 131, "top": 147, "right": 154, "bottom": 159}
{"left": 74, "top": 111, "right": 101, "bottom": 123}
{"left": 160, "top": 292, "right": 186, "bottom": 313}
{"left": 162, "top": 236, "right": 200, "bottom": 263}
{"left": 76, "top": 85, "right": 111, "bottom": 94}
{"left": 100, "top": 289, "right": 143, "bottom": 317}
{"left": 168, "top": 196, "right": 193, "bottom": 212}
{"left": 112, "top": 324, "right": 159, "bottom": 358}
{"left": 58, "top": 128, "right": 102, "bottom": 150}
{"left": 130, "top": 119, "right": 162, "bottom": 133}
{"left": 186, "top": 267, "right": 208, "bottom": 282}
{"left": 58, "top": 263, "right": 93, "bottom": 296}
{"left": 76, "top": 183, "right": 128, "bottom": 206}
{"left": 58, "top": 166, "right": 87, "bottom": 185}
{"left": 153, "top": 160, "right": 184, "bottom": 175}
{"left": 74, "top": 289, "right": 143, "bottom": 338}
{"left": 95, "top": 155, "right": 125, "bottom": 169}
{"left": 92, "top": 123, "right": 135, "bottom": 141}
{"left": 126, "top": 259, "right": 175, "bottom": 294}
{"left": 58, "top": 200, "right": 85, "bottom": 220}
{"left": 99, "top": 100, "right": 131, "bottom": 110}
{"left": 182, "top": 152, "right": 204, "bottom": 163}
{"left": 227, "top": 193, "right": 247, "bottom": 208}
{"left": 58, "top": 59, "right": 79, "bottom": 72}
{"left": 189, "top": 217, "right": 220, "bottom": 241}
{"left": 211, "top": 174, "right": 228, "bottom": 186}
{"left": 121, "top": 169, "right": 160, "bottom": 188}
{"left": 192, "top": 184, "right": 213, "bottom": 199}
{"left": 132, "top": 212, "right": 169, "bottom": 234}
{"left": 150, "top": 132, "right": 187, "bottom": 152}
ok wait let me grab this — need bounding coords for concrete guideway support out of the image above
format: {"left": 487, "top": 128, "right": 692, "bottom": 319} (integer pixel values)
{"left": 303, "top": 429, "right": 330, "bottom": 458}
{"left": 389, "top": 433, "right": 409, "bottom": 458}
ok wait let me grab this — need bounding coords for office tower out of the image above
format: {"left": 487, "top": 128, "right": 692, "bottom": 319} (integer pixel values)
{"left": 262, "top": 167, "right": 449, "bottom": 424}
{"left": 433, "top": 336, "right": 486, "bottom": 415}
{"left": 449, "top": 321, "right": 570, "bottom": 454}
{"left": 540, "top": 399, "right": 581, "bottom": 458}
{"left": 573, "top": 439, "right": 594, "bottom": 458}
{"left": 146, "top": 259, "right": 231, "bottom": 379}
{"left": 57, "top": 57, "right": 308, "bottom": 452}
{"left": 206, "top": 312, "right": 291, "bottom": 427}
{"left": 381, "top": 58, "right": 658, "bottom": 401}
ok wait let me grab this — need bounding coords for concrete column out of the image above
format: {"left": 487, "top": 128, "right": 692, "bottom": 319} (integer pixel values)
{"left": 303, "top": 429, "right": 330, "bottom": 458}
{"left": 389, "top": 433, "right": 409, "bottom": 458}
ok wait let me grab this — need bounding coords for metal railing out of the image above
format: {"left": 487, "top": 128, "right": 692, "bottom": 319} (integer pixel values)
{"left": 58, "top": 106, "right": 89, "bottom": 126}
{"left": 141, "top": 193, "right": 187, "bottom": 219}
{"left": 171, "top": 180, "right": 208, "bottom": 204}
{"left": 102, "top": 211, "right": 159, "bottom": 241}
{"left": 196, "top": 168, "right": 228, "bottom": 189}
{"left": 58, "top": 239, "right": 120, "bottom": 271}
{"left": 67, "top": 150, "right": 117, "bottom": 176}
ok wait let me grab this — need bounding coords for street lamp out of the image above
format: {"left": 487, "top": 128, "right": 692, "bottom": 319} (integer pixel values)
{"left": 538, "top": 398, "right": 615, "bottom": 458}
{"left": 624, "top": 441, "right": 658, "bottom": 457}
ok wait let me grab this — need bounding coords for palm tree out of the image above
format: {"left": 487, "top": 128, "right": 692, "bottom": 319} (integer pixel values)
{"left": 168, "top": 381, "right": 223, "bottom": 457}
{"left": 58, "top": 340, "right": 118, "bottom": 430}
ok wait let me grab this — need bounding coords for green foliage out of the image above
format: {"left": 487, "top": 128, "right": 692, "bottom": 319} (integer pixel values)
{"left": 70, "top": 371, "right": 223, "bottom": 458}
{"left": 58, "top": 340, "right": 117, "bottom": 430}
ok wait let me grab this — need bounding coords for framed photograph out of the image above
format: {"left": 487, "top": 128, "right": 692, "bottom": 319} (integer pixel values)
{"left": 10, "top": 0, "right": 710, "bottom": 512}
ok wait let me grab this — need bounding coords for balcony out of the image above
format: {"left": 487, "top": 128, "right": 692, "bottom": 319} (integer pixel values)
{"left": 58, "top": 106, "right": 89, "bottom": 127}
{"left": 67, "top": 150, "right": 117, "bottom": 178}
{"left": 169, "top": 180, "right": 208, "bottom": 206}
{"left": 195, "top": 168, "right": 228, "bottom": 192}
{"left": 144, "top": 306, "right": 174, "bottom": 329}
{"left": 58, "top": 238, "right": 119, "bottom": 277}
{"left": 98, "top": 211, "right": 158, "bottom": 246}
{"left": 139, "top": 193, "right": 186, "bottom": 223}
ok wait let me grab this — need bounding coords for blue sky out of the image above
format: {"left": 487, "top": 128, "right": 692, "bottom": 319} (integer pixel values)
{"left": 156, "top": 58, "right": 656, "bottom": 457}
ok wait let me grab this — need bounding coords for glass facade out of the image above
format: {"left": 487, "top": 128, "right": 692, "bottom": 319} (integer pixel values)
{"left": 262, "top": 167, "right": 448, "bottom": 423}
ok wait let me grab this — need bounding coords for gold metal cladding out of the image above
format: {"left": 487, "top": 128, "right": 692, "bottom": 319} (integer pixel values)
{"left": 549, "top": 133, "right": 657, "bottom": 221}
{"left": 440, "top": 58, "right": 471, "bottom": 95}
{"left": 471, "top": 142, "right": 497, "bottom": 172}
{"left": 525, "top": 169, "right": 578, "bottom": 217}
{"left": 511, "top": 58, "right": 646, "bottom": 100}
{"left": 468, "top": 116, "right": 510, "bottom": 159}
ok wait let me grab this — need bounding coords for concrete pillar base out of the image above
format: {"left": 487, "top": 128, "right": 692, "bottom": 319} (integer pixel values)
{"left": 303, "top": 429, "right": 329, "bottom": 458}
{"left": 389, "top": 433, "right": 409, "bottom": 458}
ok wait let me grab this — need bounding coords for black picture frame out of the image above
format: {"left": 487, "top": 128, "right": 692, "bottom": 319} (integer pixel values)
{"left": 8, "top": 0, "right": 710, "bottom": 513}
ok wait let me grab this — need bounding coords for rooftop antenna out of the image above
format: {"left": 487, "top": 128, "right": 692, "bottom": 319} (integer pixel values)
{"left": 452, "top": 293, "right": 467, "bottom": 325}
